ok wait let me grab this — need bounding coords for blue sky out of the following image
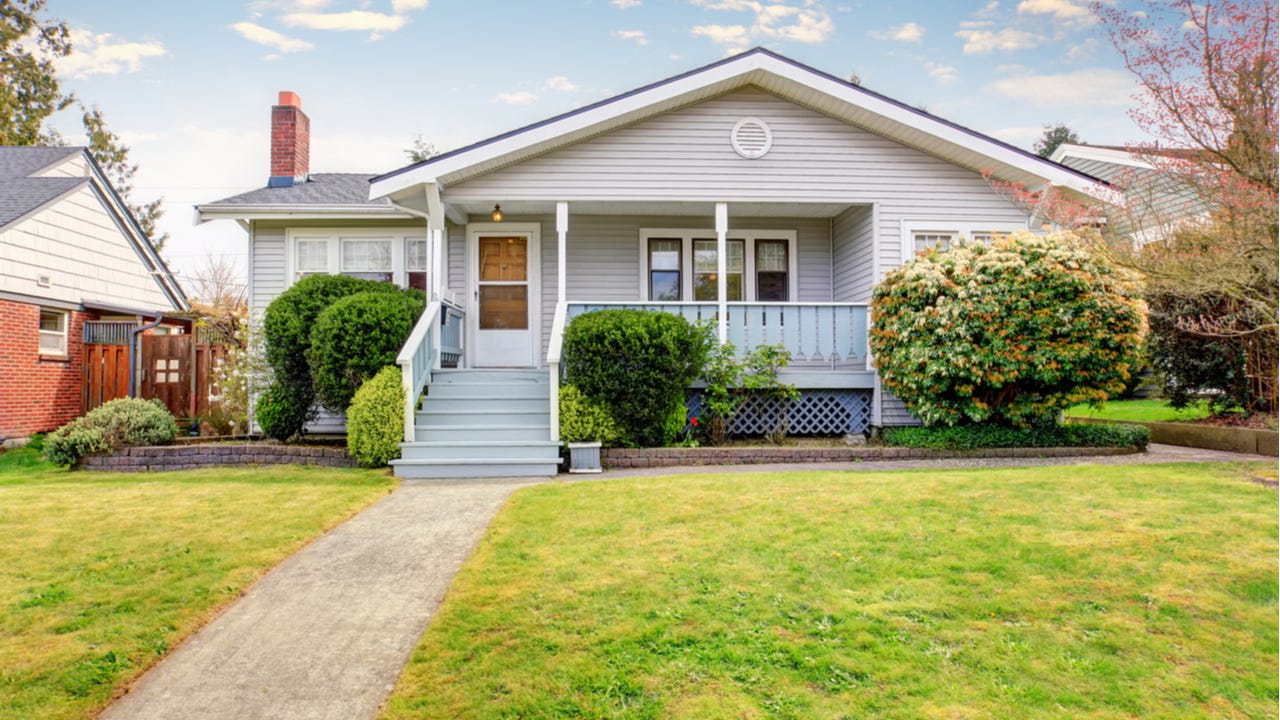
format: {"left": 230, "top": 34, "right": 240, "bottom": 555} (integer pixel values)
{"left": 44, "top": 0, "right": 1148, "bottom": 286}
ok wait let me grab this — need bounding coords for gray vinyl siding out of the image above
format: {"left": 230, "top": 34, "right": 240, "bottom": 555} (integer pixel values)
{"left": 832, "top": 205, "right": 874, "bottom": 302}
{"left": 880, "top": 390, "right": 921, "bottom": 427}
{"left": 447, "top": 222, "right": 465, "bottom": 294}
{"left": 251, "top": 226, "right": 286, "bottom": 315}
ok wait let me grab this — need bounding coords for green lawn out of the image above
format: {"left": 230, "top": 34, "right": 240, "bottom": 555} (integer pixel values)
{"left": 382, "top": 464, "right": 1277, "bottom": 720}
{"left": 1066, "top": 398, "right": 1212, "bottom": 423}
{"left": 0, "top": 445, "right": 396, "bottom": 720}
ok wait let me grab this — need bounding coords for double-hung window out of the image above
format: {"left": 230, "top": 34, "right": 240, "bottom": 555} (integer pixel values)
{"left": 901, "top": 221, "right": 1028, "bottom": 260}
{"left": 38, "top": 308, "right": 68, "bottom": 356}
{"left": 641, "top": 230, "right": 797, "bottom": 302}
{"left": 288, "top": 231, "right": 428, "bottom": 291}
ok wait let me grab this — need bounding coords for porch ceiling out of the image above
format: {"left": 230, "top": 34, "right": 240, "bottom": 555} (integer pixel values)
{"left": 447, "top": 200, "right": 855, "bottom": 220}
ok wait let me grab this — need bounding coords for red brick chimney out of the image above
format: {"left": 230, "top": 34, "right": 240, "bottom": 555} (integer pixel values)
{"left": 269, "top": 91, "right": 309, "bottom": 187}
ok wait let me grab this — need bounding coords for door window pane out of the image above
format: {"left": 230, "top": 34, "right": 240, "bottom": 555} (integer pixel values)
{"left": 478, "top": 286, "right": 528, "bottom": 329}
{"left": 480, "top": 237, "right": 527, "bottom": 282}
{"left": 756, "top": 240, "right": 789, "bottom": 301}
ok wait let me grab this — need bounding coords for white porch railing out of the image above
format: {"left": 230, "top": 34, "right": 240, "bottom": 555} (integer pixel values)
{"left": 397, "top": 300, "right": 464, "bottom": 443}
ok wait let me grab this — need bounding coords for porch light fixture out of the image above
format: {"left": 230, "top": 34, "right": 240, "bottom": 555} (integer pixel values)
{"left": 492, "top": 204, "right": 504, "bottom": 222}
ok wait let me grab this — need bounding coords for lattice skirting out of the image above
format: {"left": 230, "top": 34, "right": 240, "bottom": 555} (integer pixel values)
{"left": 686, "top": 389, "right": 873, "bottom": 437}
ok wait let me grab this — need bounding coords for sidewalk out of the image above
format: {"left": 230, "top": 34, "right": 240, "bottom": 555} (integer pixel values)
{"left": 100, "top": 478, "right": 540, "bottom": 720}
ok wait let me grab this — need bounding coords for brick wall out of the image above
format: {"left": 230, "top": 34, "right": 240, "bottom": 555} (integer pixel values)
{"left": 270, "top": 94, "right": 310, "bottom": 181}
{"left": 0, "top": 299, "right": 93, "bottom": 440}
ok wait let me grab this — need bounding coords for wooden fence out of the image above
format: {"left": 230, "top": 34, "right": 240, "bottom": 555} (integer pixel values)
{"left": 83, "top": 323, "right": 227, "bottom": 420}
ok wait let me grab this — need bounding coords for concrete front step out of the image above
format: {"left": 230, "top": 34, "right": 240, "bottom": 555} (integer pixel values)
{"left": 426, "top": 382, "right": 548, "bottom": 399}
{"left": 400, "top": 440, "right": 560, "bottom": 461}
{"left": 390, "top": 457, "right": 561, "bottom": 479}
{"left": 416, "top": 424, "right": 552, "bottom": 442}
{"left": 420, "top": 396, "right": 548, "bottom": 414}
{"left": 417, "top": 408, "right": 549, "bottom": 427}
{"left": 430, "top": 369, "right": 547, "bottom": 385}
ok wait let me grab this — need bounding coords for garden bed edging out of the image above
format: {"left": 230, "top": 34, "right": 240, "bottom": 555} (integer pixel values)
{"left": 79, "top": 443, "right": 358, "bottom": 472}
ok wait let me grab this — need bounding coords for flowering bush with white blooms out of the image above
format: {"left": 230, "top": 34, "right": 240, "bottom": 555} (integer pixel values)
{"left": 870, "top": 231, "right": 1147, "bottom": 427}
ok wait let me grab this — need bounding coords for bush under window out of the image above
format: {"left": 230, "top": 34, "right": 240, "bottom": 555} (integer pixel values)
{"left": 347, "top": 366, "right": 405, "bottom": 468}
{"left": 308, "top": 290, "right": 425, "bottom": 413}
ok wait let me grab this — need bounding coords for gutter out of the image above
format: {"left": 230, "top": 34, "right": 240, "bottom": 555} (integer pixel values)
{"left": 194, "top": 204, "right": 416, "bottom": 224}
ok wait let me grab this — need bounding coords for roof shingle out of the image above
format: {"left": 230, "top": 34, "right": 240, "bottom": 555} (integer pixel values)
{"left": 202, "top": 173, "right": 386, "bottom": 207}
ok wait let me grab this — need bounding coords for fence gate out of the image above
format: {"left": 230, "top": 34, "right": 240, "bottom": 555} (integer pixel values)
{"left": 141, "top": 334, "right": 192, "bottom": 419}
{"left": 83, "top": 322, "right": 133, "bottom": 413}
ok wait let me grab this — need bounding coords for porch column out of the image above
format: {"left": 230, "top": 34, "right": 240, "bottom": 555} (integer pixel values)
{"left": 429, "top": 227, "right": 445, "bottom": 301}
{"left": 715, "top": 202, "right": 728, "bottom": 343}
{"left": 556, "top": 201, "right": 568, "bottom": 304}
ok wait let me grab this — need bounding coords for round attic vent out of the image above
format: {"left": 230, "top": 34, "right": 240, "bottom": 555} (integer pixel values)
{"left": 730, "top": 117, "right": 773, "bottom": 159}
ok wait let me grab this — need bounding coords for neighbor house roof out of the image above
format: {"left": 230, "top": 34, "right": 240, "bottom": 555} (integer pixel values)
{"left": 196, "top": 173, "right": 415, "bottom": 221}
{"left": 370, "top": 47, "right": 1110, "bottom": 203}
{"left": 0, "top": 145, "right": 188, "bottom": 311}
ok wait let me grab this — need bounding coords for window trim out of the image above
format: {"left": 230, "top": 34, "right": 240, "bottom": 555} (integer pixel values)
{"left": 285, "top": 228, "right": 428, "bottom": 289}
{"left": 899, "top": 220, "right": 1029, "bottom": 261}
{"left": 38, "top": 308, "right": 69, "bottom": 357}
{"left": 638, "top": 229, "right": 799, "bottom": 302}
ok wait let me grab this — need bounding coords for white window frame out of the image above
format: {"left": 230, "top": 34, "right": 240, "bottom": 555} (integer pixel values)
{"left": 285, "top": 228, "right": 428, "bottom": 289}
{"left": 638, "top": 229, "right": 799, "bottom": 302}
{"left": 38, "top": 308, "right": 68, "bottom": 356}
{"left": 899, "top": 220, "right": 1029, "bottom": 261}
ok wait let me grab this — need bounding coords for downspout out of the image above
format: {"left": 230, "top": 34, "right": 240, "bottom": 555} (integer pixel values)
{"left": 128, "top": 317, "right": 165, "bottom": 397}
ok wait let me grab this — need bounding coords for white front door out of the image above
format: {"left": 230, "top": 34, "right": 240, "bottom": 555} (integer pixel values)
{"left": 470, "top": 226, "right": 538, "bottom": 367}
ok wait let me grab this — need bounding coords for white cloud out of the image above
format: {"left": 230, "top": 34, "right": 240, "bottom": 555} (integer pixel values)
{"left": 611, "top": 0, "right": 642, "bottom": 8}
{"left": 1016, "top": 0, "right": 1095, "bottom": 27}
{"left": 492, "top": 91, "right": 538, "bottom": 106}
{"left": 690, "top": 0, "right": 834, "bottom": 46}
{"left": 392, "top": 0, "right": 429, "bottom": 11}
{"left": 955, "top": 27, "right": 1042, "bottom": 54}
{"left": 989, "top": 125, "right": 1045, "bottom": 144}
{"left": 612, "top": 29, "right": 649, "bottom": 45}
{"left": 230, "top": 21, "right": 314, "bottom": 53}
{"left": 545, "top": 76, "right": 579, "bottom": 92}
{"left": 924, "top": 60, "right": 958, "bottom": 85}
{"left": 868, "top": 21, "right": 924, "bottom": 42}
{"left": 987, "top": 68, "right": 1134, "bottom": 108}
{"left": 56, "top": 30, "right": 167, "bottom": 78}
{"left": 283, "top": 10, "right": 407, "bottom": 33}
{"left": 1066, "top": 37, "right": 1099, "bottom": 61}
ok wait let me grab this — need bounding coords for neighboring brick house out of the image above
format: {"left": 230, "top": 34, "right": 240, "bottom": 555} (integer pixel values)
{"left": 0, "top": 146, "right": 188, "bottom": 443}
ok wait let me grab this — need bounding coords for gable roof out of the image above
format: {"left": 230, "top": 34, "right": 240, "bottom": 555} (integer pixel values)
{"left": 0, "top": 146, "right": 188, "bottom": 311}
{"left": 370, "top": 47, "right": 1108, "bottom": 203}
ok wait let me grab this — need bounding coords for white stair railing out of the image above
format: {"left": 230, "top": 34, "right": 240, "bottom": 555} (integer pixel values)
{"left": 396, "top": 300, "right": 465, "bottom": 443}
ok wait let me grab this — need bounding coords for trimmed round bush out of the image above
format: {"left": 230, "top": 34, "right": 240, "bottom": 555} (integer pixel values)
{"left": 256, "top": 381, "right": 316, "bottom": 443}
{"left": 347, "top": 366, "right": 405, "bottom": 468}
{"left": 45, "top": 398, "right": 179, "bottom": 466}
{"left": 563, "top": 309, "right": 708, "bottom": 447}
{"left": 870, "top": 231, "right": 1147, "bottom": 427}
{"left": 558, "top": 384, "right": 625, "bottom": 446}
{"left": 308, "top": 290, "right": 425, "bottom": 412}
{"left": 260, "top": 274, "right": 424, "bottom": 441}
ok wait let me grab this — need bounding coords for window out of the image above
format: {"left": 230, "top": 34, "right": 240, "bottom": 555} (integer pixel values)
{"left": 38, "top": 309, "right": 67, "bottom": 356}
{"left": 901, "top": 221, "right": 1028, "bottom": 261}
{"left": 648, "top": 238, "right": 682, "bottom": 301}
{"left": 341, "top": 239, "right": 392, "bottom": 282}
{"left": 289, "top": 231, "right": 428, "bottom": 291}
{"left": 641, "top": 230, "right": 796, "bottom": 302}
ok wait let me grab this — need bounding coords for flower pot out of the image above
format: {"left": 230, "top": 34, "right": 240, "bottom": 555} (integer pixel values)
{"left": 567, "top": 441, "right": 603, "bottom": 473}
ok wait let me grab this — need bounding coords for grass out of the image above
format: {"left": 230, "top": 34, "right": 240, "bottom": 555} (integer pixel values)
{"left": 0, "top": 444, "right": 396, "bottom": 720}
{"left": 382, "top": 463, "right": 1277, "bottom": 720}
{"left": 1066, "top": 398, "right": 1212, "bottom": 423}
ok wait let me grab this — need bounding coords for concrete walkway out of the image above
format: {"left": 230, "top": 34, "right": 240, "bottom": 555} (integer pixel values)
{"left": 100, "top": 478, "right": 541, "bottom": 720}
{"left": 100, "top": 444, "right": 1270, "bottom": 720}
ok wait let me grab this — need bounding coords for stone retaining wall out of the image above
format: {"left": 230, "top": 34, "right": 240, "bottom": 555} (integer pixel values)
{"left": 601, "top": 445, "right": 1139, "bottom": 469}
{"left": 80, "top": 443, "right": 357, "bottom": 472}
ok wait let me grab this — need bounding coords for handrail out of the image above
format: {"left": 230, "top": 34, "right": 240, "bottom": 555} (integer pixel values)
{"left": 397, "top": 301, "right": 442, "bottom": 444}
{"left": 546, "top": 301, "right": 568, "bottom": 442}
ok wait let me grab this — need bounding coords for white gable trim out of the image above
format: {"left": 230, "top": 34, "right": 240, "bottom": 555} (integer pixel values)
{"left": 1050, "top": 143, "right": 1156, "bottom": 171}
{"left": 370, "top": 49, "right": 1109, "bottom": 203}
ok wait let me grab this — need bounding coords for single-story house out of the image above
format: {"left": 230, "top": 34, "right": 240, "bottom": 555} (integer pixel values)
{"left": 198, "top": 48, "right": 1106, "bottom": 477}
{"left": 0, "top": 146, "right": 189, "bottom": 444}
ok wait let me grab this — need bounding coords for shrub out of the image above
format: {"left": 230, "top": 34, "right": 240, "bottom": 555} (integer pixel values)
{"left": 347, "top": 366, "right": 405, "bottom": 468}
{"left": 1147, "top": 290, "right": 1250, "bottom": 414}
{"left": 562, "top": 309, "right": 709, "bottom": 447}
{"left": 699, "top": 339, "right": 798, "bottom": 445}
{"left": 260, "top": 274, "right": 422, "bottom": 441}
{"left": 45, "top": 398, "right": 179, "bottom": 466}
{"left": 870, "top": 231, "right": 1147, "bottom": 428}
{"left": 256, "top": 382, "right": 316, "bottom": 443}
{"left": 309, "top": 291, "right": 425, "bottom": 412}
{"left": 558, "top": 385, "right": 625, "bottom": 446}
{"left": 882, "top": 422, "right": 1150, "bottom": 450}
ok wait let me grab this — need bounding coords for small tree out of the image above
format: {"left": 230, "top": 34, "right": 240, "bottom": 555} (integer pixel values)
{"left": 870, "top": 232, "right": 1147, "bottom": 427}
{"left": 1033, "top": 122, "right": 1082, "bottom": 158}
